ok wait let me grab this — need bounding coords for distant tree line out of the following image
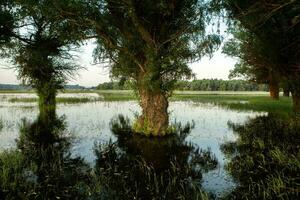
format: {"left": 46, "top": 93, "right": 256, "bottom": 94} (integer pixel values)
{"left": 0, "top": 84, "right": 85, "bottom": 90}
{"left": 96, "top": 79, "right": 268, "bottom": 91}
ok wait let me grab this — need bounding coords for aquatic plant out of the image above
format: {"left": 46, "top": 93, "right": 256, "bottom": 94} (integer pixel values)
{"left": 0, "top": 118, "right": 3, "bottom": 131}
{"left": 221, "top": 114, "right": 300, "bottom": 199}
{"left": 111, "top": 114, "right": 195, "bottom": 137}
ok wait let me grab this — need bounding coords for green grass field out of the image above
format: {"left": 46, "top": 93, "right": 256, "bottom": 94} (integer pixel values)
{"left": 1, "top": 89, "right": 293, "bottom": 115}
{"left": 172, "top": 93, "right": 292, "bottom": 115}
{"left": 96, "top": 90, "right": 292, "bottom": 116}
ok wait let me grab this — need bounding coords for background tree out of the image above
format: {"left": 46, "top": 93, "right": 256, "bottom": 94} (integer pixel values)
{"left": 6, "top": 0, "right": 82, "bottom": 114}
{"left": 223, "top": 24, "right": 281, "bottom": 99}
{"left": 65, "top": 0, "right": 221, "bottom": 136}
{"left": 97, "top": 79, "right": 268, "bottom": 91}
{"left": 219, "top": 0, "right": 300, "bottom": 111}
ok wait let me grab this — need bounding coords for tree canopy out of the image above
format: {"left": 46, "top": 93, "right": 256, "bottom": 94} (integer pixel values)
{"left": 220, "top": 0, "right": 300, "bottom": 105}
{"left": 2, "top": 0, "right": 84, "bottom": 112}
{"left": 73, "top": 0, "right": 222, "bottom": 135}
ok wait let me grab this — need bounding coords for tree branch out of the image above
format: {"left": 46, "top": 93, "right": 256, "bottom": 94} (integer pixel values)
{"left": 126, "top": 0, "right": 155, "bottom": 47}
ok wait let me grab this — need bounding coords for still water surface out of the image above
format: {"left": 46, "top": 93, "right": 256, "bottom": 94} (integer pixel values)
{"left": 0, "top": 93, "right": 264, "bottom": 197}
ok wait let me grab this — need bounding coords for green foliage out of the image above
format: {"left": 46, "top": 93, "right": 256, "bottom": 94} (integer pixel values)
{"left": 0, "top": 118, "right": 3, "bottom": 130}
{"left": 221, "top": 114, "right": 300, "bottom": 199}
{"left": 220, "top": 0, "right": 300, "bottom": 97}
{"left": 0, "top": 0, "right": 15, "bottom": 50}
{"left": 74, "top": 0, "right": 222, "bottom": 93}
{"left": 9, "top": 97, "right": 100, "bottom": 104}
{"left": 111, "top": 114, "right": 196, "bottom": 137}
{"left": 175, "top": 79, "right": 268, "bottom": 91}
{"left": 222, "top": 23, "right": 278, "bottom": 84}
{"left": 97, "top": 79, "right": 269, "bottom": 91}
{"left": 96, "top": 80, "right": 133, "bottom": 90}
{"left": 2, "top": 0, "right": 84, "bottom": 110}
{"left": 173, "top": 94, "right": 292, "bottom": 116}
{"left": 0, "top": 150, "right": 25, "bottom": 196}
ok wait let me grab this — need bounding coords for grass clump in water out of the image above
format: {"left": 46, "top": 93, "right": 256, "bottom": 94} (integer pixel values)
{"left": 0, "top": 150, "right": 25, "bottom": 197}
{"left": 111, "top": 114, "right": 195, "bottom": 137}
{"left": 172, "top": 94, "right": 292, "bottom": 116}
{"left": 97, "top": 90, "right": 137, "bottom": 101}
{"left": 9, "top": 97, "right": 99, "bottom": 104}
{"left": 221, "top": 114, "right": 300, "bottom": 199}
{"left": 0, "top": 118, "right": 3, "bottom": 131}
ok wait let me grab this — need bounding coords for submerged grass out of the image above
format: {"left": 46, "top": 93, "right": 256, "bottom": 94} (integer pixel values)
{"left": 172, "top": 94, "right": 292, "bottom": 116}
{"left": 0, "top": 150, "right": 25, "bottom": 195}
{"left": 0, "top": 118, "right": 3, "bottom": 131}
{"left": 8, "top": 97, "right": 100, "bottom": 104}
{"left": 97, "top": 90, "right": 137, "bottom": 101}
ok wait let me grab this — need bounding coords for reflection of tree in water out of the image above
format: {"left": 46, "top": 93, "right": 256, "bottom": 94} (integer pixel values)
{"left": 93, "top": 115, "right": 218, "bottom": 200}
{"left": 221, "top": 114, "right": 300, "bottom": 200}
{"left": 1, "top": 113, "right": 219, "bottom": 200}
{"left": 0, "top": 109, "right": 91, "bottom": 199}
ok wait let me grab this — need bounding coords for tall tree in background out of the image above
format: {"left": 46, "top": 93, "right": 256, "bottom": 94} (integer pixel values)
{"left": 223, "top": 25, "right": 281, "bottom": 99}
{"left": 6, "top": 0, "right": 82, "bottom": 115}
{"left": 220, "top": 0, "right": 300, "bottom": 111}
{"left": 64, "top": 0, "right": 221, "bottom": 136}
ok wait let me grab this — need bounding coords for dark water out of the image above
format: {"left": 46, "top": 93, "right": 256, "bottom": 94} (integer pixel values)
{"left": 0, "top": 94, "right": 298, "bottom": 199}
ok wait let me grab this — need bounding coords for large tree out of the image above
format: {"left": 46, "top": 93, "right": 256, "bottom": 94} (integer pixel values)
{"left": 61, "top": 0, "right": 221, "bottom": 136}
{"left": 220, "top": 0, "right": 300, "bottom": 111}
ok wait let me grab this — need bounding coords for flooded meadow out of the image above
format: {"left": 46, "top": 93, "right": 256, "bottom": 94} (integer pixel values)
{"left": 0, "top": 93, "right": 298, "bottom": 199}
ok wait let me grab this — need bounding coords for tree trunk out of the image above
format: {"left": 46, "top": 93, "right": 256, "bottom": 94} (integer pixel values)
{"left": 134, "top": 88, "right": 169, "bottom": 136}
{"left": 292, "top": 92, "right": 300, "bottom": 113}
{"left": 283, "top": 89, "right": 290, "bottom": 97}
{"left": 269, "top": 81, "right": 279, "bottom": 100}
{"left": 37, "top": 86, "right": 56, "bottom": 119}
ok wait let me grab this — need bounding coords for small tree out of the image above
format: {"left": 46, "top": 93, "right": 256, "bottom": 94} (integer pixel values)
{"left": 7, "top": 0, "right": 82, "bottom": 114}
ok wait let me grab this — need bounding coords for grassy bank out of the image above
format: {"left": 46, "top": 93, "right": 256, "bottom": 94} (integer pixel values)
{"left": 172, "top": 94, "right": 292, "bottom": 116}
{"left": 96, "top": 90, "right": 292, "bottom": 115}
{"left": 97, "top": 90, "right": 137, "bottom": 101}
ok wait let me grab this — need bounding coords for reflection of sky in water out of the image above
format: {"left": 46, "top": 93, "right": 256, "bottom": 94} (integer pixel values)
{"left": 0, "top": 94, "right": 265, "bottom": 197}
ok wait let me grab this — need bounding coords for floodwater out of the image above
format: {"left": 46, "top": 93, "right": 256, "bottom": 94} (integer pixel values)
{"left": 0, "top": 93, "right": 265, "bottom": 198}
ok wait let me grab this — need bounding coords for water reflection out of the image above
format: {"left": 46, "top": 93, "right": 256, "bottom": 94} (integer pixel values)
{"left": 221, "top": 114, "right": 300, "bottom": 199}
{"left": 1, "top": 113, "right": 221, "bottom": 199}
{"left": 92, "top": 115, "right": 218, "bottom": 199}
{"left": 0, "top": 110, "right": 92, "bottom": 199}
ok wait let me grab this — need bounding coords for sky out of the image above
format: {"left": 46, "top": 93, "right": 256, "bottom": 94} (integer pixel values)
{"left": 0, "top": 40, "right": 237, "bottom": 87}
